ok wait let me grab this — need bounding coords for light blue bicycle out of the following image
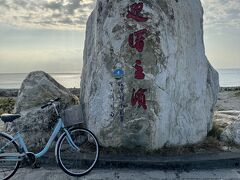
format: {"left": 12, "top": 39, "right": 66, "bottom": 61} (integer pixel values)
{"left": 0, "top": 98, "right": 99, "bottom": 180}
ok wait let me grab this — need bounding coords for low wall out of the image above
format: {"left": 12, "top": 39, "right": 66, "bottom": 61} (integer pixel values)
{"left": 0, "top": 88, "right": 80, "bottom": 97}
{"left": 220, "top": 87, "right": 240, "bottom": 92}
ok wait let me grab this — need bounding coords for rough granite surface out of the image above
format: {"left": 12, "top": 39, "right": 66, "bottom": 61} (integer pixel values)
{"left": 80, "top": 0, "right": 219, "bottom": 150}
{"left": 8, "top": 71, "right": 79, "bottom": 150}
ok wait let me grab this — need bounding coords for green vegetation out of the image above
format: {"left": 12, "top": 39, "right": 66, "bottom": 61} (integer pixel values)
{"left": 208, "top": 121, "right": 226, "bottom": 138}
{"left": 235, "top": 91, "right": 240, "bottom": 97}
{"left": 0, "top": 97, "right": 16, "bottom": 115}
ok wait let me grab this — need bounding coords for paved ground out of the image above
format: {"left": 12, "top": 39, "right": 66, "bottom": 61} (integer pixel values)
{"left": 11, "top": 167, "right": 240, "bottom": 180}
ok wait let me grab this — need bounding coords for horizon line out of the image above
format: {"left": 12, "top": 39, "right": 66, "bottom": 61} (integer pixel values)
{"left": 0, "top": 68, "right": 240, "bottom": 74}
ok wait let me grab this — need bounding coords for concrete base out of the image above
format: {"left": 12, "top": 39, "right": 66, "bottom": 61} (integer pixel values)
{"left": 39, "top": 151, "right": 240, "bottom": 170}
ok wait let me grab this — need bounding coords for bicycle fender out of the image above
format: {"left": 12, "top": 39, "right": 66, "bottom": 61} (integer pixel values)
{"left": 55, "top": 128, "right": 81, "bottom": 164}
{"left": 0, "top": 132, "right": 20, "bottom": 148}
{"left": 0, "top": 132, "right": 15, "bottom": 141}
{"left": 55, "top": 131, "right": 66, "bottom": 164}
{"left": 55, "top": 127, "right": 80, "bottom": 153}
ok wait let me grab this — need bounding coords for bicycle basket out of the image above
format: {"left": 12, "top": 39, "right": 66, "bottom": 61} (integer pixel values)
{"left": 62, "top": 105, "right": 84, "bottom": 127}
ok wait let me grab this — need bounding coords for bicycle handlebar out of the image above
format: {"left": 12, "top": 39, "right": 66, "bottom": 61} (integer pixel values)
{"left": 41, "top": 104, "right": 49, "bottom": 109}
{"left": 41, "top": 98, "right": 61, "bottom": 109}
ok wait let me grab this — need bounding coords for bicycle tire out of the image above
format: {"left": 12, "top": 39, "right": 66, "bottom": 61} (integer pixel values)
{"left": 55, "top": 128, "right": 99, "bottom": 177}
{"left": 0, "top": 133, "right": 20, "bottom": 180}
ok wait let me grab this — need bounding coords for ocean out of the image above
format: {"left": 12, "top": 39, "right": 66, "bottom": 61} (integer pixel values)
{"left": 0, "top": 69, "right": 239, "bottom": 89}
{"left": 0, "top": 73, "right": 81, "bottom": 89}
{"left": 218, "top": 69, "right": 240, "bottom": 87}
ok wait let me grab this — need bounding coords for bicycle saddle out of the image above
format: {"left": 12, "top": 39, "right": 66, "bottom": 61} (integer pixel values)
{"left": 0, "top": 114, "right": 21, "bottom": 123}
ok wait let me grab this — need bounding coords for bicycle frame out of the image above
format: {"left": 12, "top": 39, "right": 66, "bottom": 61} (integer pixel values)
{"left": 0, "top": 117, "right": 79, "bottom": 159}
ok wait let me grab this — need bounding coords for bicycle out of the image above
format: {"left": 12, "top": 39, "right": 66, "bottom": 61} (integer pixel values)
{"left": 0, "top": 98, "right": 99, "bottom": 180}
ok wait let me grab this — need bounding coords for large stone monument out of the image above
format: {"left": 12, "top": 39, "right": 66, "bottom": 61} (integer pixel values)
{"left": 80, "top": 0, "right": 219, "bottom": 150}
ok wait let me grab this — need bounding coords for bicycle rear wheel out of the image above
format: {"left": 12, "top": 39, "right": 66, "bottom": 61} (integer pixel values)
{"left": 0, "top": 133, "right": 20, "bottom": 180}
{"left": 56, "top": 128, "right": 99, "bottom": 177}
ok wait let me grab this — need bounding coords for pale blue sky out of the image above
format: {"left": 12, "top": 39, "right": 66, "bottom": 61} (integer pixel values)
{"left": 201, "top": 0, "right": 240, "bottom": 69}
{"left": 0, "top": 0, "right": 239, "bottom": 73}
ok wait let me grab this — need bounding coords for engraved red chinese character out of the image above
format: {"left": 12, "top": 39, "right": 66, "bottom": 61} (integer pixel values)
{"left": 128, "top": 29, "right": 147, "bottom": 52}
{"left": 134, "top": 60, "right": 145, "bottom": 80}
{"left": 127, "top": 2, "right": 148, "bottom": 22}
{"left": 131, "top": 88, "right": 147, "bottom": 110}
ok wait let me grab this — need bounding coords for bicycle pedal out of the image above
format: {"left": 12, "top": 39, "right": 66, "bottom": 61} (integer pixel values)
{"left": 32, "top": 162, "right": 41, "bottom": 169}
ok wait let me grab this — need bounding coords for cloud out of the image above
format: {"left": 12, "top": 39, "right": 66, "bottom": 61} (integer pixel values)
{"left": 0, "top": 0, "right": 9, "bottom": 9}
{"left": 201, "top": 0, "right": 240, "bottom": 31}
{"left": 0, "top": 0, "right": 96, "bottom": 30}
{"left": 0, "top": 0, "right": 239, "bottom": 31}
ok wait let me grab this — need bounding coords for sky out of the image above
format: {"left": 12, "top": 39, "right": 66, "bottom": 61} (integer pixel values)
{"left": 0, "top": 0, "right": 239, "bottom": 73}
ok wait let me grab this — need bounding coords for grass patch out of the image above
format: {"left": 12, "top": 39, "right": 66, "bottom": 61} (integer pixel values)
{"left": 0, "top": 97, "right": 16, "bottom": 115}
{"left": 235, "top": 91, "right": 240, "bottom": 97}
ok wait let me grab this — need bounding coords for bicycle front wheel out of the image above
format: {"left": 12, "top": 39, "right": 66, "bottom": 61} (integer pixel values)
{"left": 0, "top": 133, "right": 20, "bottom": 180}
{"left": 56, "top": 128, "right": 99, "bottom": 177}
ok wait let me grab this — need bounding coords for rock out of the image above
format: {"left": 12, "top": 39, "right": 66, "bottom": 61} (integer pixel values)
{"left": 8, "top": 71, "right": 79, "bottom": 151}
{"left": 15, "top": 71, "right": 79, "bottom": 113}
{"left": 216, "top": 90, "right": 240, "bottom": 111}
{"left": 211, "top": 111, "right": 240, "bottom": 138}
{"left": 221, "top": 121, "right": 240, "bottom": 145}
{"left": 214, "top": 111, "right": 240, "bottom": 125}
{"left": 215, "top": 110, "right": 240, "bottom": 144}
{"left": 80, "top": 0, "right": 219, "bottom": 150}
